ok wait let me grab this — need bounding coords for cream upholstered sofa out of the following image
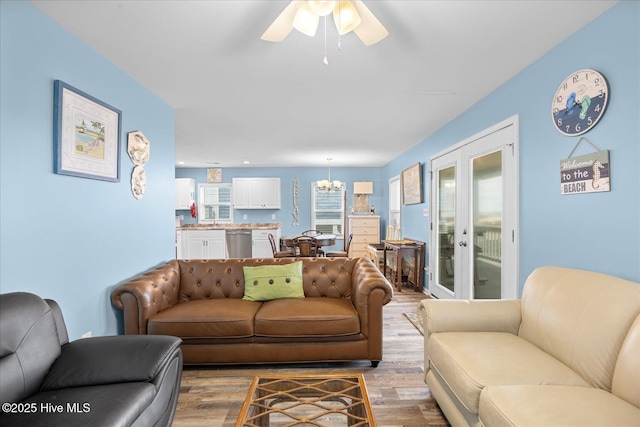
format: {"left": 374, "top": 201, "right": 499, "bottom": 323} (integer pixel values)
{"left": 418, "top": 266, "right": 640, "bottom": 427}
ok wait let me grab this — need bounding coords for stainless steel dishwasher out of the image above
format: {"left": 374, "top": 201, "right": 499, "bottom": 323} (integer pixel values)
{"left": 225, "top": 229, "right": 252, "bottom": 258}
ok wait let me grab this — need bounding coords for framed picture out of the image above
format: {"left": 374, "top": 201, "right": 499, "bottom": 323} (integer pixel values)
{"left": 53, "top": 80, "right": 122, "bottom": 182}
{"left": 207, "top": 168, "right": 222, "bottom": 183}
{"left": 401, "top": 162, "right": 422, "bottom": 205}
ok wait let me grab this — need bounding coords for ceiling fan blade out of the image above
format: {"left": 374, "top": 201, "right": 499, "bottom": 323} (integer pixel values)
{"left": 261, "top": 1, "right": 301, "bottom": 42}
{"left": 352, "top": 0, "right": 389, "bottom": 46}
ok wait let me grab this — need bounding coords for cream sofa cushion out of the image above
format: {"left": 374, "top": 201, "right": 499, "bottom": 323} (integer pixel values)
{"left": 479, "top": 385, "right": 640, "bottom": 427}
{"left": 429, "top": 331, "right": 589, "bottom": 414}
{"left": 612, "top": 314, "right": 640, "bottom": 408}
{"left": 518, "top": 267, "right": 640, "bottom": 390}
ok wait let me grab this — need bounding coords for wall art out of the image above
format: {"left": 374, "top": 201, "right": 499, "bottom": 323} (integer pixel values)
{"left": 401, "top": 162, "right": 423, "bottom": 205}
{"left": 53, "top": 80, "right": 121, "bottom": 182}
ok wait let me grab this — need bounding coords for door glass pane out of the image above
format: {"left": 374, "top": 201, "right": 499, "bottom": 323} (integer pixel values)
{"left": 472, "top": 151, "right": 502, "bottom": 299}
{"left": 438, "top": 166, "right": 456, "bottom": 292}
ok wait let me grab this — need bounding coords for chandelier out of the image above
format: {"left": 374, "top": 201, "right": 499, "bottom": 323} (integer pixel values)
{"left": 317, "top": 158, "right": 342, "bottom": 191}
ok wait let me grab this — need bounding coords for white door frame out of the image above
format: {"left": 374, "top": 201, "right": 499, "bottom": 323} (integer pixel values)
{"left": 429, "top": 115, "right": 520, "bottom": 299}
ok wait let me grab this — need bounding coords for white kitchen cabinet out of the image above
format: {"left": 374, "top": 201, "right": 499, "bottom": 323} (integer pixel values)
{"left": 232, "top": 178, "right": 281, "bottom": 209}
{"left": 176, "top": 230, "right": 182, "bottom": 258}
{"left": 175, "top": 178, "right": 195, "bottom": 210}
{"left": 252, "top": 229, "right": 280, "bottom": 258}
{"left": 179, "top": 229, "right": 225, "bottom": 259}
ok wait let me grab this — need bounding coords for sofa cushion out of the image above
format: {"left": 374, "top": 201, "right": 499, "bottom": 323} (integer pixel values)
{"left": 242, "top": 262, "right": 304, "bottom": 302}
{"left": 479, "top": 385, "right": 640, "bottom": 427}
{"left": 255, "top": 297, "right": 360, "bottom": 337}
{"left": 0, "top": 292, "right": 62, "bottom": 404}
{"left": 518, "top": 267, "right": 640, "bottom": 390}
{"left": 429, "top": 332, "right": 589, "bottom": 414}
{"left": 147, "top": 299, "right": 263, "bottom": 338}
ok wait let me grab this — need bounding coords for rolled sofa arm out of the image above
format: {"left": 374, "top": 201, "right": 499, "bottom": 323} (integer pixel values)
{"left": 352, "top": 257, "right": 394, "bottom": 337}
{"left": 418, "top": 299, "right": 522, "bottom": 337}
{"left": 418, "top": 298, "right": 521, "bottom": 376}
{"left": 40, "top": 335, "right": 182, "bottom": 391}
{"left": 111, "top": 260, "right": 181, "bottom": 335}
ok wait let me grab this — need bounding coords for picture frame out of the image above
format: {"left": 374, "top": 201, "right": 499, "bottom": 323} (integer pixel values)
{"left": 53, "top": 80, "right": 122, "bottom": 182}
{"left": 401, "top": 162, "right": 423, "bottom": 205}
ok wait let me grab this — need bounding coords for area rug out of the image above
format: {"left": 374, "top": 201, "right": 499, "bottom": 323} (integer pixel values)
{"left": 403, "top": 311, "right": 424, "bottom": 336}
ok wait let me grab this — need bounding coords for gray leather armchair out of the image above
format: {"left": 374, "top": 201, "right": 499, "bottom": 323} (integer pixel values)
{"left": 0, "top": 292, "right": 183, "bottom": 427}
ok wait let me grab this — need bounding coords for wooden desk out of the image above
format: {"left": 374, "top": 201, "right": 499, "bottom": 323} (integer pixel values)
{"left": 383, "top": 240, "right": 424, "bottom": 292}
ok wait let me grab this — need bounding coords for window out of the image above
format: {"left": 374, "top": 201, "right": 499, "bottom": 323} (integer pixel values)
{"left": 311, "top": 183, "right": 345, "bottom": 238}
{"left": 198, "top": 183, "right": 233, "bottom": 224}
{"left": 389, "top": 175, "right": 401, "bottom": 230}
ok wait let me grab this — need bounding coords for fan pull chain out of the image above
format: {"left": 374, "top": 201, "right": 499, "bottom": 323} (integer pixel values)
{"left": 323, "top": 16, "right": 328, "bottom": 65}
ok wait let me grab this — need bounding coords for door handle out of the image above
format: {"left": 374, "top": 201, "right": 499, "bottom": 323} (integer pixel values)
{"left": 459, "top": 241, "right": 467, "bottom": 247}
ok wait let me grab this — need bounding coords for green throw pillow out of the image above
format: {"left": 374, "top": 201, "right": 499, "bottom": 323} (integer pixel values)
{"left": 242, "top": 261, "right": 305, "bottom": 302}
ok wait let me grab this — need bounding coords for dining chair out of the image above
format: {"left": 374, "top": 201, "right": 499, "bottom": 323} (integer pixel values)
{"left": 292, "top": 236, "right": 319, "bottom": 257}
{"left": 268, "top": 233, "right": 295, "bottom": 258}
{"left": 301, "top": 230, "right": 324, "bottom": 255}
{"left": 326, "top": 234, "right": 353, "bottom": 257}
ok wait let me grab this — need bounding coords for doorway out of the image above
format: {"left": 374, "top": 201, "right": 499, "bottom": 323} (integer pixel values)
{"left": 429, "top": 116, "right": 519, "bottom": 299}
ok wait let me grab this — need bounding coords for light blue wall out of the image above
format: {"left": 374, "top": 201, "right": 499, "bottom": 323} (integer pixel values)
{"left": 384, "top": 1, "right": 640, "bottom": 289}
{"left": 176, "top": 167, "right": 385, "bottom": 242}
{"left": 0, "top": 1, "right": 176, "bottom": 339}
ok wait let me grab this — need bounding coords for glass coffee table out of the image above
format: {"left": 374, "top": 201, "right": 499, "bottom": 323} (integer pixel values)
{"left": 235, "top": 373, "right": 376, "bottom": 427}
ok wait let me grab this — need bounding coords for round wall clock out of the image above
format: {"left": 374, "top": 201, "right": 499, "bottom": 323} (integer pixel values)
{"left": 551, "top": 69, "right": 609, "bottom": 136}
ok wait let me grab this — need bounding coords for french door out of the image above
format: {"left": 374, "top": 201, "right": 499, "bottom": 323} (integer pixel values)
{"left": 429, "top": 116, "right": 519, "bottom": 300}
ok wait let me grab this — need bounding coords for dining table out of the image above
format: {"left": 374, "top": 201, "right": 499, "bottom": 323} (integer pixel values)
{"left": 280, "top": 234, "right": 337, "bottom": 253}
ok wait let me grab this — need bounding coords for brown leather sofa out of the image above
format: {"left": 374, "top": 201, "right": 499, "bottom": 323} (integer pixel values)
{"left": 112, "top": 257, "right": 393, "bottom": 366}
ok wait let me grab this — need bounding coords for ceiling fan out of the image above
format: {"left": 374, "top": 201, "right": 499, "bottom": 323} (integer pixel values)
{"left": 261, "top": 0, "right": 389, "bottom": 47}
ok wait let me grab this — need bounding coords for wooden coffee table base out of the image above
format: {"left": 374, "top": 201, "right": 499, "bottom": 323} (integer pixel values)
{"left": 235, "top": 373, "right": 376, "bottom": 427}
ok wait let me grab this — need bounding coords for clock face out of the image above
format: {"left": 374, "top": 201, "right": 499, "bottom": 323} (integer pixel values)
{"left": 551, "top": 69, "right": 609, "bottom": 136}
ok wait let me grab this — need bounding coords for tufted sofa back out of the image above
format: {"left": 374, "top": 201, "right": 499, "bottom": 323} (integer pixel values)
{"left": 177, "top": 257, "right": 358, "bottom": 302}
{"left": 518, "top": 267, "right": 640, "bottom": 392}
{"left": 0, "top": 293, "right": 66, "bottom": 403}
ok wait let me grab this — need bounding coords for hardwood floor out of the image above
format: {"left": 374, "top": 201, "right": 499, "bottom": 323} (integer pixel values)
{"left": 173, "top": 290, "right": 450, "bottom": 427}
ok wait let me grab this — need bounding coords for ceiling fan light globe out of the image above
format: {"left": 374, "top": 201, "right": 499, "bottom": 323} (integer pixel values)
{"left": 333, "top": 1, "right": 361, "bottom": 35}
{"left": 308, "top": 0, "right": 336, "bottom": 16}
{"left": 292, "top": 2, "right": 320, "bottom": 37}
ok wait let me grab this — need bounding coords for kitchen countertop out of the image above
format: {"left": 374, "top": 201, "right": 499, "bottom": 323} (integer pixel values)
{"left": 177, "top": 223, "right": 282, "bottom": 230}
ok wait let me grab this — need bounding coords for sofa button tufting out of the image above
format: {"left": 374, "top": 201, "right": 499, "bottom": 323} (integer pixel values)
{"left": 286, "top": 278, "right": 291, "bottom": 283}
{"left": 253, "top": 280, "right": 259, "bottom": 286}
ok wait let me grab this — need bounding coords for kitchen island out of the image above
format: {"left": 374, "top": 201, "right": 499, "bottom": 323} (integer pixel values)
{"left": 176, "top": 223, "right": 281, "bottom": 259}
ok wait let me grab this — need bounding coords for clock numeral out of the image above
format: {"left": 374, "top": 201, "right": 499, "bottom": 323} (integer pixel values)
{"left": 587, "top": 117, "right": 593, "bottom": 126}
{"left": 557, "top": 118, "right": 563, "bottom": 126}
{"left": 598, "top": 89, "right": 605, "bottom": 98}
{"left": 575, "top": 123, "right": 581, "bottom": 132}
{"left": 594, "top": 77, "right": 601, "bottom": 86}
{"left": 572, "top": 74, "right": 580, "bottom": 83}
{"left": 553, "top": 107, "right": 560, "bottom": 116}
{"left": 556, "top": 95, "right": 563, "bottom": 104}
{"left": 565, "top": 124, "right": 571, "bottom": 132}
{"left": 594, "top": 103, "right": 601, "bottom": 112}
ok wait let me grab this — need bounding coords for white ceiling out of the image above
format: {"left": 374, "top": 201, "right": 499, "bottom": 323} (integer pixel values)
{"left": 30, "top": 0, "right": 616, "bottom": 168}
